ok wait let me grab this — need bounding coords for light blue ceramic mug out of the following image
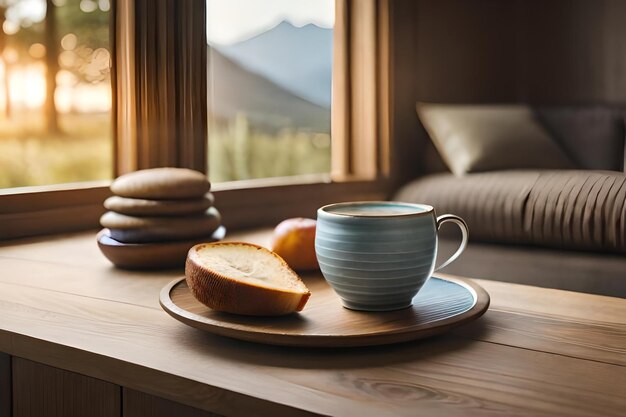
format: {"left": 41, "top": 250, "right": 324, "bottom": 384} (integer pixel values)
{"left": 315, "top": 201, "right": 469, "bottom": 311}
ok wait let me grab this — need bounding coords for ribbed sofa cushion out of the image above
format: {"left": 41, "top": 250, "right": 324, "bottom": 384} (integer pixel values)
{"left": 395, "top": 170, "right": 626, "bottom": 253}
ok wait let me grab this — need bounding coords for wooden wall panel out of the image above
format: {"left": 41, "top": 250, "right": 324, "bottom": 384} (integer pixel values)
{"left": 389, "top": 0, "right": 626, "bottom": 184}
{"left": 413, "top": 0, "right": 520, "bottom": 103}
{"left": 390, "top": 0, "right": 521, "bottom": 183}
{"left": 402, "top": 0, "right": 626, "bottom": 105}
{"left": 604, "top": 0, "right": 626, "bottom": 103}
{"left": 12, "top": 358, "right": 120, "bottom": 417}
{"left": 0, "top": 353, "right": 10, "bottom": 417}
{"left": 388, "top": 0, "right": 422, "bottom": 185}
{"left": 123, "top": 388, "right": 222, "bottom": 417}
{"left": 521, "top": 0, "right": 607, "bottom": 103}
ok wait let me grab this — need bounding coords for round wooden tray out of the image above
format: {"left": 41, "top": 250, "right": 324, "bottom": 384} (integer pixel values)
{"left": 160, "top": 274, "right": 489, "bottom": 347}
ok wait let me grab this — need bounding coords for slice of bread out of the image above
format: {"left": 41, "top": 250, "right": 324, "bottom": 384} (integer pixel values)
{"left": 186, "top": 242, "right": 311, "bottom": 316}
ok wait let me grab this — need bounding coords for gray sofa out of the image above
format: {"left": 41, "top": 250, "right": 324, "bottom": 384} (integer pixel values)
{"left": 395, "top": 105, "right": 626, "bottom": 297}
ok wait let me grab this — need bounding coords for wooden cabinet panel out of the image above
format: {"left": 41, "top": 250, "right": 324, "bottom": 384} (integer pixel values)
{"left": 12, "top": 357, "right": 120, "bottom": 417}
{"left": 0, "top": 353, "right": 10, "bottom": 417}
{"left": 123, "top": 388, "right": 222, "bottom": 417}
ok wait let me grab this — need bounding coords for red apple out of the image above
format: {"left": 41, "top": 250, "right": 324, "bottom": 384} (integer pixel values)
{"left": 271, "top": 218, "right": 319, "bottom": 271}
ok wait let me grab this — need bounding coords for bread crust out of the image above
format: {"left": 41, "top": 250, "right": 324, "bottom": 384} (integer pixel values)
{"left": 185, "top": 242, "right": 311, "bottom": 316}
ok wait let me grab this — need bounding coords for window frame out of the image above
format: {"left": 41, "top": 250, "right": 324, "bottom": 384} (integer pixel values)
{"left": 0, "top": 0, "right": 393, "bottom": 241}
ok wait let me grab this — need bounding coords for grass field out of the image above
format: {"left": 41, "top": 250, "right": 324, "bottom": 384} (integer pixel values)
{"left": 208, "top": 113, "right": 331, "bottom": 183}
{"left": 0, "top": 111, "right": 330, "bottom": 189}
{"left": 0, "top": 112, "right": 113, "bottom": 189}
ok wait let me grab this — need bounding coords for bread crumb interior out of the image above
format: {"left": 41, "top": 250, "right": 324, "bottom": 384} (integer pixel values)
{"left": 196, "top": 245, "right": 307, "bottom": 292}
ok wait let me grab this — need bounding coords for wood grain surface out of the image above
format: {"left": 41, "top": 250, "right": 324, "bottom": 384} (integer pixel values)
{"left": 12, "top": 357, "right": 120, "bottom": 417}
{"left": 161, "top": 276, "right": 489, "bottom": 347}
{"left": 1, "top": 230, "right": 626, "bottom": 417}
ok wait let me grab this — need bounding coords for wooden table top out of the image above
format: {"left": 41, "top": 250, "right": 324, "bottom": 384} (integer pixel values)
{"left": 1, "top": 230, "right": 625, "bottom": 417}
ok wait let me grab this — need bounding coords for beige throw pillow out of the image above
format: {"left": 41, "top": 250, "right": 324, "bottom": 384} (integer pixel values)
{"left": 417, "top": 103, "right": 575, "bottom": 175}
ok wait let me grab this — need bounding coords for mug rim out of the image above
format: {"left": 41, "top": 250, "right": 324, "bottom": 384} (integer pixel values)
{"left": 319, "top": 201, "right": 434, "bottom": 218}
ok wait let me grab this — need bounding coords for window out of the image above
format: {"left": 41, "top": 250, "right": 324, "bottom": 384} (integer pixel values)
{"left": 0, "top": 0, "right": 112, "bottom": 188}
{"left": 1, "top": 0, "right": 390, "bottom": 240}
{"left": 206, "top": 0, "right": 334, "bottom": 182}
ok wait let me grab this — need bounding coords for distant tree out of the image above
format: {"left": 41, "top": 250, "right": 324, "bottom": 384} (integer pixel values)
{"left": 0, "top": 0, "right": 17, "bottom": 119}
{"left": 0, "top": 4, "right": 8, "bottom": 118}
{"left": 0, "top": 0, "right": 110, "bottom": 127}
{"left": 45, "top": 0, "right": 59, "bottom": 133}
{"left": 56, "top": 0, "right": 110, "bottom": 85}
{"left": 0, "top": 0, "right": 49, "bottom": 124}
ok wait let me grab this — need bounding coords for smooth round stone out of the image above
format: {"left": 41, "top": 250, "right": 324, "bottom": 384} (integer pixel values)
{"left": 111, "top": 168, "right": 210, "bottom": 200}
{"left": 100, "top": 207, "right": 221, "bottom": 243}
{"left": 104, "top": 193, "right": 214, "bottom": 216}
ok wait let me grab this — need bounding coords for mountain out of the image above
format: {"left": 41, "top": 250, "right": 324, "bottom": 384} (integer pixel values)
{"left": 207, "top": 47, "right": 330, "bottom": 133}
{"left": 215, "top": 21, "right": 333, "bottom": 108}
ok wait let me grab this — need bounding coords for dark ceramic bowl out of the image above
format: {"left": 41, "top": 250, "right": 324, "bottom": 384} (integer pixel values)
{"left": 97, "top": 226, "right": 226, "bottom": 270}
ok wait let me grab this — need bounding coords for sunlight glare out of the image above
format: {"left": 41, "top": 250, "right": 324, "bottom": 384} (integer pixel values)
{"left": 28, "top": 43, "right": 46, "bottom": 59}
{"left": 9, "top": 63, "right": 46, "bottom": 109}
{"left": 61, "top": 33, "right": 78, "bottom": 50}
{"left": 79, "top": 0, "right": 98, "bottom": 13}
{"left": 6, "top": 0, "right": 46, "bottom": 25}
{"left": 1, "top": 63, "right": 111, "bottom": 114}
{"left": 2, "top": 20, "right": 20, "bottom": 36}
{"left": 3, "top": 47, "right": 19, "bottom": 64}
{"left": 98, "top": 0, "right": 110, "bottom": 12}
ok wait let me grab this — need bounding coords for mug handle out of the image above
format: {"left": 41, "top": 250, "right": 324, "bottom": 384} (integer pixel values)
{"left": 434, "top": 214, "right": 469, "bottom": 272}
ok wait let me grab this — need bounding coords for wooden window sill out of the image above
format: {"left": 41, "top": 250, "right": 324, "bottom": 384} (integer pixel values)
{"left": 0, "top": 177, "right": 391, "bottom": 241}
